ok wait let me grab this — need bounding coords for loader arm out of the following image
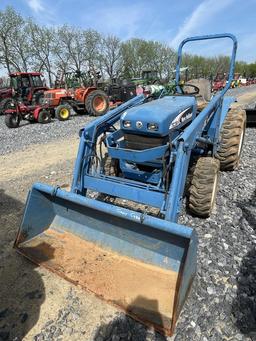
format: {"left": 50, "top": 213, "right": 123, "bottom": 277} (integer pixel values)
{"left": 71, "top": 95, "right": 146, "bottom": 194}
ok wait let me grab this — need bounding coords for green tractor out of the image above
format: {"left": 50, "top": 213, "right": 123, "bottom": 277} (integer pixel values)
{"left": 130, "top": 70, "right": 160, "bottom": 86}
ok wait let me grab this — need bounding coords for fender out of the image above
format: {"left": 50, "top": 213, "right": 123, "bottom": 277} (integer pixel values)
{"left": 75, "top": 87, "right": 97, "bottom": 102}
{"left": 33, "top": 106, "right": 43, "bottom": 120}
{"left": 220, "top": 96, "right": 236, "bottom": 127}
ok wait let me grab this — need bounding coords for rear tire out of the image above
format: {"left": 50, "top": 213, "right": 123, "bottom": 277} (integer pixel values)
{"left": 188, "top": 157, "right": 220, "bottom": 218}
{"left": 215, "top": 109, "right": 246, "bottom": 170}
{"left": 38, "top": 110, "right": 51, "bottom": 124}
{"left": 85, "top": 90, "right": 109, "bottom": 116}
{"left": 5, "top": 113, "right": 20, "bottom": 128}
{"left": 55, "top": 104, "right": 71, "bottom": 121}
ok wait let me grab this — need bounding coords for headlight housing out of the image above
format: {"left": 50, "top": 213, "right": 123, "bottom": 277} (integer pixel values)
{"left": 123, "top": 120, "right": 131, "bottom": 128}
{"left": 147, "top": 123, "right": 158, "bottom": 131}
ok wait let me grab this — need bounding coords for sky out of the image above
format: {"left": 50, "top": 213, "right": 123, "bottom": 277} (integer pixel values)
{"left": 1, "top": 0, "right": 256, "bottom": 62}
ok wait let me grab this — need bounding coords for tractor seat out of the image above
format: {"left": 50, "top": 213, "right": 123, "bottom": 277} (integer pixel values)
{"left": 186, "top": 78, "right": 212, "bottom": 101}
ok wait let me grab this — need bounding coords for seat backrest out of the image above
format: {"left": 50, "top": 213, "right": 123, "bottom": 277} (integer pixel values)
{"left": 187, "top": 78, "right": 212, "bottom": 102}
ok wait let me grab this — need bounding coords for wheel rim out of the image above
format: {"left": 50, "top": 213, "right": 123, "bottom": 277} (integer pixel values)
{"left": 5, "top": 101, "right": 13, "bottom": 110}
{"left": 41, "top": 112, "right": 49, "bottom": 122}
{"left": 12, "top": 114, "right": 19, "bottom": 124}
{"left": 93, "top": 96, "right": 107, "bottom": 112}
{"left": 60, "top": 108, "right": 69, "bottom": 119}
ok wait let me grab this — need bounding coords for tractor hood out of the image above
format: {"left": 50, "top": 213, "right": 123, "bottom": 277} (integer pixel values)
{"left": 120, "top": 96, "right": 196, "bottom": 136}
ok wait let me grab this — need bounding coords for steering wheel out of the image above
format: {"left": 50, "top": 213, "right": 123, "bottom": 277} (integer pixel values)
{"left": 180, "top": 83, "right": 200, "bottom": 95}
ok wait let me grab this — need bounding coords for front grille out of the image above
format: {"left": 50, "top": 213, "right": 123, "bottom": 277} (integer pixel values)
{"left": 124, "top": 133, "right": 168, "bottom": 150}
{"left": 44, "top": 93, "right": 55, "bottom": 99}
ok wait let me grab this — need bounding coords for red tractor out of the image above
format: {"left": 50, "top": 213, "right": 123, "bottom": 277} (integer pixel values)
{"left": 42, "top": 70, "right": 109, "bottom": 120}
{"left": 43, "top": 86, "right": 109, "bottom": 120}
{"left": 212, "top": 72, "right": 227, "bottom": 92}
{"left": 0, "top": 72, "right": 48, "bottom": 113}
{"left": 4, "top": 100, "right": 52, "bottom": 128}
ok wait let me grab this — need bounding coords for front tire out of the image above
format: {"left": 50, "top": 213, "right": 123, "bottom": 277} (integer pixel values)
{"left": 188, "top": 157, "right": 220, "bottom": 218}
{"left": 215, "top": 109, "right": 246, "bottom": 170}
{"left": 38, "top": 110, "right": 51, "bottom": 124}
{"left": 97, "top": 154, "right": 119, "bottom": 202}
{"left": 103, "top": 154, "right": 119, "bottom": 176}
{"left": 5, "top": 113, "right": 20, "bottom": 128}
{"left": 55, "top": 104, "right": 71, "bottom": 121}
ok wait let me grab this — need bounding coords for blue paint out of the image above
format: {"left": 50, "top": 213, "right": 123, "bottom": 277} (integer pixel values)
{"left": 16, "top": 183, "right": 195, "bottom": 272}
{"left": 120, "top": 96, "right": 196, "bottom": 136}
{"left": 106, "top": 130, "right": 169, "bottom": 162}
{"left": 119, "top": 159, "right": 162, "bottom": 185}
{"left": 83, "top": 175, "right": 165, "bottom": 207}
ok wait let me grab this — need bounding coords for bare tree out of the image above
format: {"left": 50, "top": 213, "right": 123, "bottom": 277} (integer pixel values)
{"left": 55, "top": 25, "right": 87, "bottom": 73}
{"left": 100, "top": 35, "right": 122, "bottom": 79}
{"left": 153, "top": 44, "right": 176, "bottom": 81}
{"left": 83, "top": 29, "right": 102, "bottom": 83}
{"left": 0, "top": 6, "right": 25, "bottom": 73}
{"left": 28, "top": 21, "right": 55, "bottom": 85}
{"left": 10, "top": 21, "right": 35, "bottom": 72}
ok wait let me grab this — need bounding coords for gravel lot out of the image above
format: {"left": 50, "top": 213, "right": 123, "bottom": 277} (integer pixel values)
{"left": 0, "top": 86, "right": 256, "bottom": 340}
{"left": 0, "top": 113, "right": 93, "bottom": 155}
{"left": 174, "top": 127, "right": 256, "bottom": 341}
{"left": 227, "top": 84, "right": 256, "bottom": 98}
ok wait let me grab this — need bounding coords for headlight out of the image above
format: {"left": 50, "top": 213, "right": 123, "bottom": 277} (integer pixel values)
{"left": 147, "top": 123, "right": 158, "bottom": 131}
{"left": 123, "top": 120, "right": 131, "bottom": 128}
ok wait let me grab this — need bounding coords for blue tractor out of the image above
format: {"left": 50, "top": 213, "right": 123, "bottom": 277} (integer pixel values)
{"left": 14, "top": 34, "right": 246, "bottom": 336}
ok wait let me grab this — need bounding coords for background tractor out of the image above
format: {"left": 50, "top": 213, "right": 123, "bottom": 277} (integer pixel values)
{"left": 212, "top": 72, "right": 227, "bottom": 92}
{"left": 4, "top": 100, "right": 52, "bottom": 128}
{"left": 0, "top": 72, "right": 48, "bottom": 114}
{"left": 102, "top": 79, "right": 137, "bottom": 108}
{"left": 43, "top": 70, "right": 109, "bottom": 119}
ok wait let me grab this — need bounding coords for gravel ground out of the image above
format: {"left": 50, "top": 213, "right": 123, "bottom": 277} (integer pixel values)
{"left": 227, "top": 84, "right": 256, "bottom": 98}
{"left": 0, "top": 112, "right": 94, "bottom": 155}
{"left": 173, "top": 127, "right": 256, "bottom": 340}
{"left": 227, "top": 85, "right": 256, "bottom": 109}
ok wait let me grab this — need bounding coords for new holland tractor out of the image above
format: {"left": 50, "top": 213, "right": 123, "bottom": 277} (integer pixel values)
{"left": 14, "top": 34, "right": 245, "bottom": 336}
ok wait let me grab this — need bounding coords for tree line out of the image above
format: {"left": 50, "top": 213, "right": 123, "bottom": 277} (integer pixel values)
{"left": 0, "top": 6, "right": 256, "bottom": 86}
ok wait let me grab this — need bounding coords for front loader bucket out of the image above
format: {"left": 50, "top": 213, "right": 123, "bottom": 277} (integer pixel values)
{"left": 14, "top": 183, "right": 197, "bottom": 336}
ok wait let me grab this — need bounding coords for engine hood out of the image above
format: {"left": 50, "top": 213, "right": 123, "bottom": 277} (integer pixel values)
{"left": 120, "top": 96, "right": 196, "bottom": 136}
